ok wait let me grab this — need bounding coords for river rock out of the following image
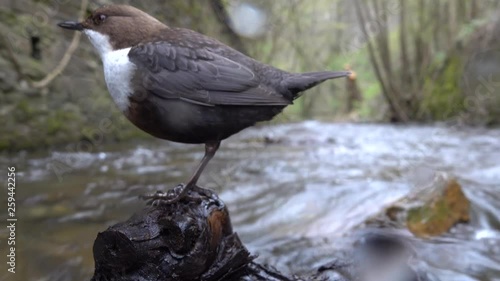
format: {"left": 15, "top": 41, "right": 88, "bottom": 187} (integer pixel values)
{"left": 386, "top": 173, "right": 470, "bottom": 238}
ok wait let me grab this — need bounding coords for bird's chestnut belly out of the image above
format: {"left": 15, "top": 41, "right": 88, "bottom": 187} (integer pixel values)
{"left": 125, "top": 96, "right": 284, "bottom": 144}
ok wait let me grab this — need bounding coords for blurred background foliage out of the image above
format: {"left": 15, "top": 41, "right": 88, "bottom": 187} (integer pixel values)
{"left": 1, "top": 0, "right": 500, "bottom": 151}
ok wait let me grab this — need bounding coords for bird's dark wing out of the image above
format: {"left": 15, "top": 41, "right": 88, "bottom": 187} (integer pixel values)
{"left": 128, "top": 42, "right": 291, "bottom": 106}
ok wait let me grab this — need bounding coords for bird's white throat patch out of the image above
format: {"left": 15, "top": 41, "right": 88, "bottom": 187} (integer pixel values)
{"left": 84, "top": 29, "right": 113, "bottom": 57}
{"left": 84, "top": 30, "right": 135, "bottom": 112}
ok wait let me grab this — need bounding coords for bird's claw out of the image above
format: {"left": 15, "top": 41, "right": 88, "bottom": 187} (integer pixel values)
{"left": 140, "top": 184, "right": 216, "bottom": 206}
{"left": 140, "top": 184, "right": 184, "bottom": 205}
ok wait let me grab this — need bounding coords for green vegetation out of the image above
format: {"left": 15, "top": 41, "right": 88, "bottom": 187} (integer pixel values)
{"left": 421, "top": 55, "right": 465, "bottom": 120}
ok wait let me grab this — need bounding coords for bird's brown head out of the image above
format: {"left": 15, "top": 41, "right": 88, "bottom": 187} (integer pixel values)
{"left": 58, "top": 5, "right": 167, "bottom": 55}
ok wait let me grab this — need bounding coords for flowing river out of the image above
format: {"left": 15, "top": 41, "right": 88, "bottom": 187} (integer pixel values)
{"left": 1, "top": 122, "right": 499, "bottom": 281}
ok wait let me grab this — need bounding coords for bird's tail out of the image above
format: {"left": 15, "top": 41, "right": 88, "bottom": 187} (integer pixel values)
{"left": 283, "top": 71, "right": 350, "bottom": 98}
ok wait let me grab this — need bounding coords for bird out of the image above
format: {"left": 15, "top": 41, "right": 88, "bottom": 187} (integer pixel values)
{"left": 58, "top": 4, "right": 349, "bottom": 203}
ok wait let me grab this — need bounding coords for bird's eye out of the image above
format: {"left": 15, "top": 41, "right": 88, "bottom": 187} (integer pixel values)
{"left": 93, "top": 14, "right": 107, "bottom": 25}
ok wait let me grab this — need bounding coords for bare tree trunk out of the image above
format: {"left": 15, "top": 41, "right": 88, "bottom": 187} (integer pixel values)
{"left": 399, "top": 0, "right": 411, "bottom": 89}
{"left": 433, "top": 0, "right": 442, "bottom": 52}
{"left": 414, "top": 0, "right": 425, "bottom": 80}
{"left": 470, "top": 0, "right": 478, "bottom": 20}
{"left": 372, "top": 0, "right": 392, "bottom": 77}
{"left": 333, "top": 0, "right": 346, "bottom": 53}
{"left": 448, "top": 1, "right": 457, "bottom": 47}
{"left": 353, "top": 0, "right": 408, "bottom": 122}
{"left": 457, "top": 1, "right": 467, "bottom": 24}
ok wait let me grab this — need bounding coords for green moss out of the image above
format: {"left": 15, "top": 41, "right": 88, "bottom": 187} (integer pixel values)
{"left": 420, "top": 54, "right": 465, "bottom": 120}
{"left": 15, "top": 100, "right": 36, "bottom": 121}
{"left": 46, "top": 115, "right": 63, "bottom": 136}
{"left": 0, "top": 9, "right": 18, "bottom": 26}
{"left": 0, "top": 138, "right": 9, "bottom": 151}
{"left": 407, "top": 180, "right": 470, "bottom": 237}
{"left": 408, "top": 201, "right": 450, "bottom": 224}
{"left": 0, "top": 128, "right": 37, "bottom": 151}
{"left": 47, "top": 108, "right": 84, "bottom": 135}
{"left": 407, "top": 200, "right": 451, "bottom": 238}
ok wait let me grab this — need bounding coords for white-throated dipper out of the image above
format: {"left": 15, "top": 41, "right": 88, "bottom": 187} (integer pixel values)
{"left": 58, "top": 4, "right": 349, "bottom": 203}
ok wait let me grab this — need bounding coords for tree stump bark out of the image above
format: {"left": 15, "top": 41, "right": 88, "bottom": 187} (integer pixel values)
{"left": 90, "top": 189, "right": 298, "bottom": 281}
{"left": 90, "top": 188, "right": 432, "bottom": 281}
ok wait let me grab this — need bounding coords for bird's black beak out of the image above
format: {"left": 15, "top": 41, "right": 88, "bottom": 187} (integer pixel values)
{"left": 58, "top": 21, "right": 84, "bottom": 31}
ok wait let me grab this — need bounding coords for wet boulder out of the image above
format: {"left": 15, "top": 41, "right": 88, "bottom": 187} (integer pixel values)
{"left": 386, "top": 173, "right": 470, "bottom": 238}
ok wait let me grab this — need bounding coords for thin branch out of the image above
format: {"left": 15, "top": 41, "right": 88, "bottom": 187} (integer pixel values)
{"left": 31, "top": 0, "right": 88, "bottom": 89}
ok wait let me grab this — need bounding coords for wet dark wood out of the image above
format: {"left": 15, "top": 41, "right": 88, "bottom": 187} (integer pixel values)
{"left": 90, "top": 188, "right": 298, "bottom": 281}
{"left": 90, "top": 187, "right": 430, "bottom": 281}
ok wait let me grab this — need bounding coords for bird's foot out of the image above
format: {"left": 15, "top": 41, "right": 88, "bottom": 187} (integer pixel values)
{"left": 140, "top": 184, "right": 217, "bottom": 206}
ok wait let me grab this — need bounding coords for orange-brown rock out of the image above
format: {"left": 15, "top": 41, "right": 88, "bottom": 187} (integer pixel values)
{"left": 406, "top": 179, "right": 470, "bottom": 238}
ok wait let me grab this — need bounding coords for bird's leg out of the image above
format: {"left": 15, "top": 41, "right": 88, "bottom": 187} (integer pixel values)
{"left": 142, "top": 141, "right": 221, "bottom": 204}
{"left": 184, "top": 141, "right": 221, "bottom": 191}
